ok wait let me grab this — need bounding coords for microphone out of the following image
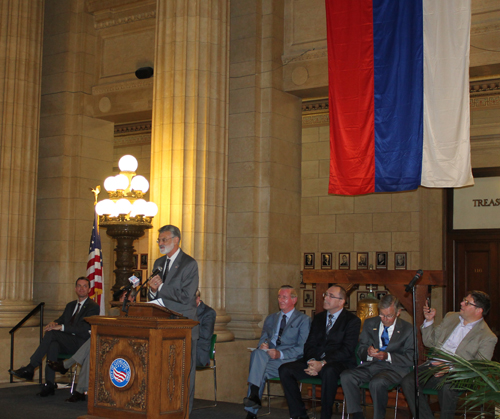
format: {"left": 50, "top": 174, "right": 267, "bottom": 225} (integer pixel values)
{"left": 405, "top": 269, "right": 423, "bottom": 292}
{"left": 113, "top": 267, "right": 164, "bottom": 299}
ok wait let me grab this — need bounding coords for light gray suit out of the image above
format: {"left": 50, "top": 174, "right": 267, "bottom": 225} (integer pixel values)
{"left": 341, "top": 316, "right": 414, "bottom": 419}
{"left": 401, "top": 312, "right": 498, "bottom": 419}
{"left": 149, "top": 249, "right": 199, "bottom": 412}
{"left": 245, "top": 309, "right": 311, "bottom": 415}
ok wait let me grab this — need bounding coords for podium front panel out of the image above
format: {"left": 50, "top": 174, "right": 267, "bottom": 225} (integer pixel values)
{"left": 85, "top": 316, "right": 197, "bottom": 419}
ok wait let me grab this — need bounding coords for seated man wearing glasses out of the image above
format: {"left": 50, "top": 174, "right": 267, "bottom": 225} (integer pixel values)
{"left": 340, "top": 295, "right": 414, "bottom": 419}
{"left": 279, "top": 285, "right": 361, "bottom": 419}
{"left": 401, "top": 290, "right": 497, "bottom": 419}
{"left": 243, "top": 285, "right": 310, "bottom": 419}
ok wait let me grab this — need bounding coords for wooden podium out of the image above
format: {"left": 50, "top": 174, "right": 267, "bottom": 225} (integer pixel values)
{"left": 80, "top": 303, "right": 198, "bottom": 419}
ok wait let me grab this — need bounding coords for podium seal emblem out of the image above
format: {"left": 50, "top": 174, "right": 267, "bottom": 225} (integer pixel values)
{"left": 109, "top": 358, "right": 131, "bottom": 388}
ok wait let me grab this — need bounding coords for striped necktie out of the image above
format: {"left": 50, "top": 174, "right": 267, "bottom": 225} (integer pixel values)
{"left": 326, "top": 314, "right": 334, "bottom": 334}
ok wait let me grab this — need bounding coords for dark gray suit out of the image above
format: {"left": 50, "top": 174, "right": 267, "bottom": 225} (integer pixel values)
{"left": 30, "top": 298, "right": 99, "bottom": 383}
{"left": 245, "top": 309, "right": 311, "bottom": 416}
{"left": 196, "top": 300, "right": 216, "bottom": 367}
{"left": 149, "top": 249, "right": 199, "bottom": 411}
{"left": 401, "top": 312, "right": 498, "bottom": 419}
{"left": 341, "top": 316, "right": 414, "bottom": 419}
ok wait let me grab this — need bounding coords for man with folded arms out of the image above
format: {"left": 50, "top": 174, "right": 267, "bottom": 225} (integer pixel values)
{"left": 401, "top": 290, "right": 497, "bottom": 419}
{"left": 243, "top": 285, "right": 310, "bottom": 419}
{"left": 9, "top": 277, "right": 99, "bottom": 396}
{"left": 279, "top": 285, "right": 361, "bottom": 419}
{"left": 341, "top": 294, "right": 414, "bottom": 419}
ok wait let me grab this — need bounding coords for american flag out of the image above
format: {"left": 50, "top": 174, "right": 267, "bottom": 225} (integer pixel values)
{"left": 87, "top": 209, "right": 105, "bottom": 315}
{"left": 113, "top": 368, "right": 127, "bottom": 382}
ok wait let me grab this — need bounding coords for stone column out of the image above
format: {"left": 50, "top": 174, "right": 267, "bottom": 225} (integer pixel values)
{"left": 35, "top": 1, "right": 114, "bottom": 318}
{"left": 151, "top": 0, "right": 233, "bottom": 341}
{"left": 0, "top": 0, "right": 44, "bottom": 325}
{"left": 226, "top": 0, "right": 302, "bottom": 339}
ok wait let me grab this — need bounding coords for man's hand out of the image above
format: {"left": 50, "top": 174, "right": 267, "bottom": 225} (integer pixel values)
{"left": 267, "top": 349, "right": 281, "bottom": 359}
{"left": 259, "top": 341, "right": 269, "bottom": 350}
{"left": 430, "top": 360, "right": 449, "bottom": 377}
{"left": 367, "top": 345, "right": 388, "bottom": 361}
{"left": 44, "top": 322, "right": 62, "bottom": 332}
{"left": 304, "top": 360, "right": 323, "bottom": 376}
{"left": 423, "top": 300, "right": 436, "bottom": 321}
{"left": 149, "top": 274, "right": 162, "bottom": 293}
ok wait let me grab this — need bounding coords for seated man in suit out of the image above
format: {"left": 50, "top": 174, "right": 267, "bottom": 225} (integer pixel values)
{"left": 47, "top": 288, "right": 135, "bottom": 403}
{"left": 279, "top": 285, "right": 361, "bottom": 419}
{"left": 9, "top": 276, "right": 100, "bottom": 396}
{"left": 195, "top": 289, "right": 216, "bottom": 367}
{"left": 341, "top": 294, "right": 414, "bottom": 419}
{"left": 401, "top": 290, "right": 498, "bottom": 419}
{"left": 243, "top": 285, "right": 311, "bottom": 419}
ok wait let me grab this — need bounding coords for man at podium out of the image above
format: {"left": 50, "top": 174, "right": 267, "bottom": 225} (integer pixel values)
{"left": 148, "top": 224, "right": 199, "bottom": 412}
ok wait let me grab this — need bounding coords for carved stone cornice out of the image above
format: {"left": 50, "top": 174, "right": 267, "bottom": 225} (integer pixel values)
{"left": 86, "top": 0, "right": 152, "bottom": 13}
{"left": 282, "top": 48, "right": 328, "bottom": 65}
{"left": 92, "top": 79, "right": 154, "bottom": 95}
{"left": 94, "top": 11, "right": 156, "bottom": 30}
{"left": 471, "top": 23, "right": 500, "bottom": 35}
{"left": 115, "top": 121, "right": 152, "bottom": 136}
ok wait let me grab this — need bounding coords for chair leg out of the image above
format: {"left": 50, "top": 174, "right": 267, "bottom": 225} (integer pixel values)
{"left": 394, "top": 387, "right": 399, "bottom": 419}
{"left": 70, "top": 366, "right": 78, "bottom": 394}
{"left": 213, "top": 365, "right": 217, "bottom": 407}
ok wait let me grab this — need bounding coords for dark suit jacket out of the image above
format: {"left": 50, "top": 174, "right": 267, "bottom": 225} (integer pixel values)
{"left": 149, "top": 249, "right": 199, "bottom": 337}
{"left": 196, "top": 301, "right": 216, "bottom": 366}
{"left": 303, "top": 309, "right": 361, "bottom": 368}
{"left": 357, "top": 316, "right": 414, "bottom": 375}
{"left": 54, "top": 298, "right": 100, "bottom": 341}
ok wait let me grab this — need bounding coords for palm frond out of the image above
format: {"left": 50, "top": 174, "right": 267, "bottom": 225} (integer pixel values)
{"left": 420, "top": 349, "right": 500, "bottom": 417}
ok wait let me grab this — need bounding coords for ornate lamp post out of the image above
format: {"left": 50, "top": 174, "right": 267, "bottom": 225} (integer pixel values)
{"left": 95, "top": 155, "right": 158, "bottom": 298}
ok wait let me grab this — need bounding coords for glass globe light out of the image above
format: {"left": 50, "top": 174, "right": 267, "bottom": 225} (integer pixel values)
{"left": 96, "top": 199, "right": 115, "bottom": 215}
{"left": 144, "top": 201, "right": 158, "bottom": 217}
{"left": 114, "top": 174, "right": 130, "bottom": 190}
{"left": 118, "top": 155, "right": 138, "bottom": 172}
{"left": 130, "top": 175, "right": 149, "bottom": 193}
{"left": 103, "top": 176, "right": 117, "bottom": 192}
{"left": 116, "top": 198, "right": 133, "bottom": 215}
{"left": 130, "top": 199, "right": 147, "bottom": 217}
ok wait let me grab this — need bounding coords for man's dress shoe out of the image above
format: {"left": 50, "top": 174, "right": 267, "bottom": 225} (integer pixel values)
{"left": 243, "top": 394, "right": 261, "bottom": 408}
{"left": 9, "top": 366, "right": 34, "bottom": 381}
{"left": 66, "top": 390, "right": 86, "bottom": 403}
{"left": 37, "top": 381, "right": 56, "bottom": 397}
{"left": 245, "top": 412, "right": 257, "bottom": 419}
{"left": 47, "top": 360, "right": 69, "bottom": 375}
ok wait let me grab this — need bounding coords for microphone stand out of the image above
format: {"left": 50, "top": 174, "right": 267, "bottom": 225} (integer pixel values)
{"left": 405, "top": 269, "right": 423, "bottom": 419}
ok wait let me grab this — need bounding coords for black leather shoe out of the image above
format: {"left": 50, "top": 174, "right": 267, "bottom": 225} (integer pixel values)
{"left": 37, "top": 381, "right": 56, "bottom": 397}
{"left": 9, "top": 365, "right": 34, "bottom": 381}
{"left": 243, "top": 394, "right": 261, "bottom": 408}
{"left": 245, "top": 412, "right": 257, "bottom": 419}
{"left": 47, "top": 360, "right": 69, "bottom": 375}
{"left": 66, "top": 390, "right": 86, "bottom": 403}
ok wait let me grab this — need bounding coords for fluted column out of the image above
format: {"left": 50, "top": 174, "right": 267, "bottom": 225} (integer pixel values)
{"left": 151, "top": 0, "right": 233, "bottom": 341}
{"left": 0, "top": 0, "right": 44, "bottom": 325}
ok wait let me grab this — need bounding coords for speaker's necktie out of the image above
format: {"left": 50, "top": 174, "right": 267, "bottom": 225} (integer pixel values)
{"left": 162, "top": 258, "right": 170, "bottom": 283}
{"left": 276, "top": 314, "right": 287, "bottom": 346}
{"left": 70, "top": 303, "right": 81, "bottom": 325}
{"left": 380, "top": 326, "right": 390, "bottom": 351}
{"left": 326, "top": 313, "right": 334, "bottom": 334}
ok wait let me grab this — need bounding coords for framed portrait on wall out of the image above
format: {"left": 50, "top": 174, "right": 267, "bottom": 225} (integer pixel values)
{"left": 133, "top": 254, "right": 139, "bottom": 270}
{"left": 357, "top": 252, "right": 368, "bottom": 270}
{"left": 304, "top": 253, "right": 315, "bottom": 269}
{"left": 303, "top": 290, "right": 315, "bottom": 308}
{"left": 321, "top": 253, "right": 332, "bottom": 269}
{"left": 376, "top": 252, "right": 387, "bottom": 269}
{"left": 339, "top": 253, "right": 350, "bottom": 270}
{"left": 395, "top": 252, "right": 407, "bottom": 270}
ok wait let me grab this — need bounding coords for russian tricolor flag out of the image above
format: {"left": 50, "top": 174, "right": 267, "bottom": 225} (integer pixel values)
{"left": 327, "top": 0, "right": 474, "bottom": 196}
